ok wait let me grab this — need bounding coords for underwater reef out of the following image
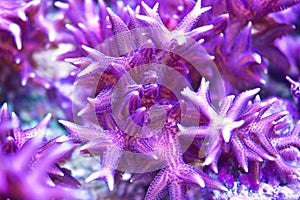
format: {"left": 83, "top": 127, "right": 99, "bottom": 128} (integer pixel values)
{"left": 1, "top": 0, "right": 300, "bottom": 199}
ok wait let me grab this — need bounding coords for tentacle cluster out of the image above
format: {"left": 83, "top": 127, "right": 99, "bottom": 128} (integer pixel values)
{"left": 200, "top": 0, "right": 299, "bottom": 93}
{"left": 0, "top": 0, "right": 299, "bottom": 199}
{"left": 61, "top": 1, "right": 230, "bottom": 199}
{"left": 0, "top": 0, "right": 71, "bottom": 88}
{"left": 0, "top": 103, "right": 87, "bottom": 199}
{"left": 55, "top": 0, "right": 300, "bottom": 199}
{"left": 180, "top": 78, "right": 300, "bottom": 187}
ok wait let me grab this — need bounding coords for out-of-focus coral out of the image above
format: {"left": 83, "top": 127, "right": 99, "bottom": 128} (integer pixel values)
{"left": 286, "top": 76, "right": 300, "bottom": 113}
{"left": 0, "top": 103, "right": 88, "bottom": 199}
{"left": 0, "top": 0, "right": 62, "bottom": 86}
{"left": 0, "top": 0, "right": 77, "bottom": 119}
{"left": 200, "top": 0, "right": 300, "bottom": 93}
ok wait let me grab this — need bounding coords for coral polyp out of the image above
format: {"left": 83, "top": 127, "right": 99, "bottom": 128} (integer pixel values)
{"left": 0, "top": 103, "right": 88, "bottom": 199}
{"left": 60, "top": 1, "right": 230, "bottom": 199}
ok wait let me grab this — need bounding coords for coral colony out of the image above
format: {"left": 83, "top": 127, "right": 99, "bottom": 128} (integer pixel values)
{"left": 2, "top": 0, "right": 300, "bottom": 200}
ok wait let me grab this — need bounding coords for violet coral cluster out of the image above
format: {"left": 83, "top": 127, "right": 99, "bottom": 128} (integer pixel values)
{"left": 0, "top": 103, "right": 88, "bottom": 199}
{"left": 1, "top": 0, "right": 300, "bottom": 199}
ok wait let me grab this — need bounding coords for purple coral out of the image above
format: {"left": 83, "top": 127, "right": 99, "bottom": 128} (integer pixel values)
{"left": 60, "top": 1, "right": 229, "bottom": 199}
{"left": 0, "top": 0, "right": 64, "bottom": 87}
{"left": 181, "top": 79, "right": 300, "bottom": 185}
{"left": 59, "top": 0, "right": 300, "bottom": 199}
{"left": 0, "top": 103, "right": 88, "bottom": 199}
{"left": 0, "top": 138, "right": 87, "bottom": 200}
{"left": 0, "top": 0, "right": 300, "bottom": 199}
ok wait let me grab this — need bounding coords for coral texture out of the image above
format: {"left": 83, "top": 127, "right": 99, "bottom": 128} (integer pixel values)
{"left": 1, "top": 0, "right": 300, "bottom": 199}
